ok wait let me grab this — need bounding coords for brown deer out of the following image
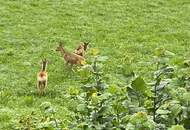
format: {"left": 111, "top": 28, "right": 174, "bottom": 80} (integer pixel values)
{"left": 37, "top": 59, "right": 48, "bottom": 95}
{"left": 74, "top": 42, "right": 89, "bottom": 57}
{"left": 56, "top": 44, "right": 85, "bottom": 66}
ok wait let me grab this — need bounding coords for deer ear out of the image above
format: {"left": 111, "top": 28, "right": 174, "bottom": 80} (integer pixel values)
{"left": 39, "top": 60, "right": 42, "bottom": 65}
{"left": 45, "top": 58, "right": 49, "bottom": 63}
{"left": 84, "top": 42, "right": 89, "bottom": 45}
{"left": 41, "top": 58, "right": 46, "bottom": 63}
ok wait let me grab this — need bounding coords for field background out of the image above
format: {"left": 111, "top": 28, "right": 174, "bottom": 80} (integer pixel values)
{"left": 0, "top": 0, "right": 190, "bottom": 129}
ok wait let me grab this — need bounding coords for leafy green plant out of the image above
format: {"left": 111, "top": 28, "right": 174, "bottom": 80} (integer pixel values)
{"left": 23, "top": 96, "right": 34, "bottom": 106}
{"left": 126, "top": 112, "right": 155, "bottom": 130}
{"left": 168, "top": 125, "right": 185, "bottom": 130}
{"left": 14, "top": 102, "right": 63, "bottom": 130}
{"left": 69, "top": 52, "right": 156, "bottom": 130}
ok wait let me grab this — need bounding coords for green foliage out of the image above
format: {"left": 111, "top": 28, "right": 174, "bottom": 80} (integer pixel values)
{"left": 23, "top": 96, "right": 34, "bottom": 106}
{"left": 2, "top": 49, "right": 190, "bottom": 130}
{"left": 131, "top": 77, "right": 147, "bottom": 94}
{"left": 127, "top": 112, "right": 155, "bottom": 130}
{"left": 14, "top": 102, "right": 63, "bottom": 130}
{"left": 168, "top": 125, "right": 185, "bottom": 130}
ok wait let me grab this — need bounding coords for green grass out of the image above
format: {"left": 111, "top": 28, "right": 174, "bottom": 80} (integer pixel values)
{"left": 0, "top": 0, "right": 190, "bottom": 129}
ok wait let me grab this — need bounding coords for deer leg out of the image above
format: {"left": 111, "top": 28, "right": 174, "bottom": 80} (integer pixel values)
{"left": 39, "top": 82, "right": 45, "bottom": 96}
{"left": 37, "top": 81, "right": 41, "bottom": 95}
{"left": 65, "top": 61, "right": 69, "bottom": 66}
{"left": 45, "top": 80, "right": 47, "bottom": 89}
{"left": 70, "top": 64, "right": 76, "bottom": 72}
{"left": 64, "top": 62, "right": 70, "bottom": 72}
{"left": 43, "top": 81, "right": 47, "bottom": 95}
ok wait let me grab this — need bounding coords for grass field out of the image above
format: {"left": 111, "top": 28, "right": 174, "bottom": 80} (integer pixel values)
{"left": 0, "top": 0, "right": 190, "bottom": 129}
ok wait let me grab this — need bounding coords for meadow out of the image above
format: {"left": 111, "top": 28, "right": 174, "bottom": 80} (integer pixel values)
{"left": 0, "top": 0, "right": 190, "bottom": 129}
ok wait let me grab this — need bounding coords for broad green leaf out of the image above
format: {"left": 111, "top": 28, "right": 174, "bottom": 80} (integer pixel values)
{"left": 89, "top": 48, "right": 100, "bottom": 56}
{"left": 144, "top": 100, "right": 153, "bottom": 109}
{"left": 154, "top": 48, "right": 175, "bottom": 57}
{"left": 122, "top": 115, "right": 130, "bottom": 123}
{"left": 112, "top": 100, "right": 128, "bottom": 114}
{"left": 168, "top": 125, "right": 185, "bottom": 130}
{"left": 100, "top": 93, "right": 112, "bottom": 100}
{"left": 154, "top": 66, "right": 174, "bottom": 78}
{"left": 108, "top": 84, "right": 122, "bottom": 95}
{"left": 67, "top": 86, "right": 80, "bottom": 95}
{"left": 23, "top": 96, "right": 34, "bottom": 106}
{"left": 126, "top": 123, "right": 135, "bottom": 130}
{"left": 165, "top": 50, "right": 175, "bottom": 57}
{"left": 170, "top": 104, "right": 182, "bottom": 116}
{"left": 129, "top": 112, "right": 149, "bottom": 125}
{"left": 91, "top": 93, "right": 99, "bottom": 105}
{"left": 131, "top": 77, "right": 147, "bottom": 94}
{"left": 157, "top": 109, "right": 171, "bottom": 115}
{"left": 154, "top": 47, "right": 165, "bottom": 57}
{"left": 96, "top": 56, "right": 109, "bottom": 62}
{"left": 183, "top": 93, "right": 190, "bottom": 102}
{"left": 77, "top": 104, "right": 87, "bottom": 113}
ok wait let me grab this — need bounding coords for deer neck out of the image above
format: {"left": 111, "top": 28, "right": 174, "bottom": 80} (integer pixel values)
{"left": 60, "top": 48, "right": 66, "bottom": 56}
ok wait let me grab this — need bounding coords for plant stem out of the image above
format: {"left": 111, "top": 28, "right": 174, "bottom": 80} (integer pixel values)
{"left": 153, "top": 62, "right": 160, "bottom": 122}
{"left": 93, "top": 58, "right": 101, "bottom": 89}
{"left": 153, "top": 82, "right": 157, "bottom": 122}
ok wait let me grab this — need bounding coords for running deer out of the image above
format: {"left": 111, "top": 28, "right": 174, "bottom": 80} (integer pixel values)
{"left": 56, "top": 44, "right": 85, "bottom": 66}
{"left": 37, "top": 59, "right": 48, "bottom": 95}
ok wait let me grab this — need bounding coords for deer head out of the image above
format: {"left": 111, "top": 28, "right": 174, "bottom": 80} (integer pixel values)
{"left": 83, "top": 42, "right": 89, "bottom": 51}
{"left": 56, "top": 43, "right": 65, "bottom": 52}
